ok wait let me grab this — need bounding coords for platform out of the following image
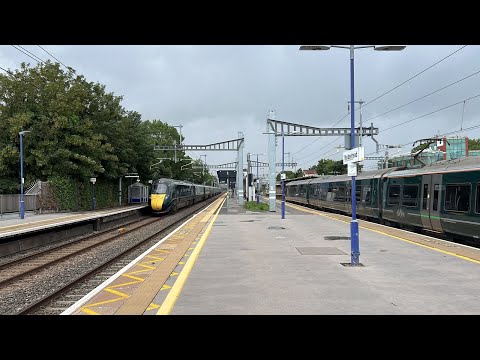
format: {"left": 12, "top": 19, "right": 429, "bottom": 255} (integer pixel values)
{"left": 64, "top": 196, "right": 480, "bottom": 315}
{"left": 0, "top": 205, "right": 147, "bottom": 256}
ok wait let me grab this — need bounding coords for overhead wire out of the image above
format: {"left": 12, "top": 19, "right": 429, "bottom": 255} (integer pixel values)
{"left": 290, "top": 45, "right": 468, "bottom": 162}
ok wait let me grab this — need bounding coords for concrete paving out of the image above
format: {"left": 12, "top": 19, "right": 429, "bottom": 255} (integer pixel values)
{"left": 171, "top": 199, "right": 480, "bottom": 314}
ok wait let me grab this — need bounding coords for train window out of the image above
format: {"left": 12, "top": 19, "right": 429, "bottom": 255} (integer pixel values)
{"left": 422, "top": 184, "right": 428, "bottom": 210}
{"left": 363, "top": 187, "right": 371, "bottom": 204}
{"left": 154, "top": 183, "right": 168, "bottom": 194}
{"left": 334, "top": 186, "right": 345, "bottom": 201}
{"left": 402, "top": 185, "right": 419, "bottom": 208}
{"left": 433, "top": 185, "right": 439, "bottom": 211}
{"left": 476, "top": 184, "right": 480, "bottom": 213}
{"left": 356, "top": 187, "right": 361, "bottom": 202}
{"left": 445, "top": 184, "right": 470, "bottom": 213}
{"left": 388, "top": 185, "right": 400, "bottom": 205}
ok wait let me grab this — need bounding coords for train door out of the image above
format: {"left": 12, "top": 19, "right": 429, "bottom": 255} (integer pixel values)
{"left": 429, "top": 174, "right": 443, "bottom": 232}
{"left": 420, "top": 175, "right": 432, "bottom": 229}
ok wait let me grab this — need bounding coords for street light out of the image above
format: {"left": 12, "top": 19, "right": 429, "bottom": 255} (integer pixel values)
{"left": 300, "top": 44, "right": 405, "bottom": 266}
{"left": 19, "top": 130, "right": 31, "bottom": 219}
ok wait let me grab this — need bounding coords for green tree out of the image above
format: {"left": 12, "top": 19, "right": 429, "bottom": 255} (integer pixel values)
{"left": 276, "top": 171, "right": 296, "bottom": 181}
{"left": 311, "top": 159, "right": 347, "bottom": 175}
{"left": 469, "top": 138, "right": 480, "bottom": 150}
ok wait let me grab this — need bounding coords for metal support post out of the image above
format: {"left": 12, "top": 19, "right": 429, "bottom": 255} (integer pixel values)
{"left": 268, "top": 111, "right": 276, "bottom": 211}
{"left": 350, "top": 45, "right": 360, "bottom": 266}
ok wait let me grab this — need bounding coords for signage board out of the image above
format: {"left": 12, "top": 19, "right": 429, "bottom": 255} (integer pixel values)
{"left": 347, "top": 163, "right": 357, "bottom": 176}
{"left": 343, "top": 147, "right": 365, "bottom": 164}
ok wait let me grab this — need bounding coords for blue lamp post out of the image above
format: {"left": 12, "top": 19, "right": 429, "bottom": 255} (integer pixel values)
{"left": 19, "top": 130, "right": 31, "bottom": 219}
{"left": 281, "top": 132, "right": 285, "bottom": 219}
{"left": 299, "top": 45, "right": 405, "bottom": 265}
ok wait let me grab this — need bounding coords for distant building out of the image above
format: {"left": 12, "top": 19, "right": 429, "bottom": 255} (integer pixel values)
{"left": 302, "top": 169, "right": 318, "bottom": 177}
{"left": 385, "top": 136, "right": 479, "bottom": 169}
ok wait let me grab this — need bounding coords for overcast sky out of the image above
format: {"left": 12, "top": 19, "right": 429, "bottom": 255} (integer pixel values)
{"left": 1, "top": 45, "right": 479, "bottom": 176}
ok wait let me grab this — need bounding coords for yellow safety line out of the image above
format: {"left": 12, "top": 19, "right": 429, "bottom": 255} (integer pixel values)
{"left": 81, "top": 308, "right": 100, "bottom": 315}
{"left": 157, "top": 197, "right": 226, "bottom": 315}
{"left": 284, "top": 200, "right": 480, "bottom": 265}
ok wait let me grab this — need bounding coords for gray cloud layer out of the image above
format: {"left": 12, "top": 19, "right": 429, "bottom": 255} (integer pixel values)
{"left": 2, "top": 45, "right": 479, "bottom": 174}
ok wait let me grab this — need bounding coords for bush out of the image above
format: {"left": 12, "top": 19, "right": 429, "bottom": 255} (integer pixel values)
{"left": 244, "top": 201, "right": 269, "bottom": 212}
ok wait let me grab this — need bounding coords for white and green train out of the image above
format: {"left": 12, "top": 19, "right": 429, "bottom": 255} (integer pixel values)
{"left": 286, "top": 157, "right": 480, "bottom": 241}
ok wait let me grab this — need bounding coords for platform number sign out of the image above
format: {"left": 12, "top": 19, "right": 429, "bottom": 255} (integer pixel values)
{"left": 281, "top": 173, "right": 286, "bottom": 180}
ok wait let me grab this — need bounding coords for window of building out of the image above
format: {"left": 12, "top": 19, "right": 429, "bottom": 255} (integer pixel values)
{"left": 388, "top": 185, "right": 400, "bottom": 205}
{"left": 445, "top": 184, "right": 470, "bottom": 213}
{"left": 403, "top": 185, "right": 419, "bottom": 208}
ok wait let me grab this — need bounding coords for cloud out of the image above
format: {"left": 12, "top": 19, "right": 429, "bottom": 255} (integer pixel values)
{"left": 2, "top": 44, "right": 480, "bottom": 174}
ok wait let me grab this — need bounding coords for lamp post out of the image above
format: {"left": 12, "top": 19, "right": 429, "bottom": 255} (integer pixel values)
{"left": 299, "top": 44, "right": 405, "bottom": 265}
{"left": 19, "top": 130, "right": 31, "bottom": 219}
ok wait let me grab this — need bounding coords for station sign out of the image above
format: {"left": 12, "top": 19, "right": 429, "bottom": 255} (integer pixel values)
{"left": 343, "top": 147, "right": 365, "bottom": 164}
{"left": 347, "top": 163, "right": 357, "bottom": 176}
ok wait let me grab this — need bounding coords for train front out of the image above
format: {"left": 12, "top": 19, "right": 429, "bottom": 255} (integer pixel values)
{"left": 150, "top": 180, "right": 171, "bottom": 213}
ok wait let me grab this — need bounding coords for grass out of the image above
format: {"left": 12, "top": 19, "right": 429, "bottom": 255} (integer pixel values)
{"left": 244, "top": 201, "right": 269, "bottom": 212}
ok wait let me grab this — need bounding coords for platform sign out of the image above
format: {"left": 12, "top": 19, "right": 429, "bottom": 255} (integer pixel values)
{"left": 343, "top": 147, "right": 365, "bottom": 164}
{"left": 281, "top": 173, "right": 286, "bottom": 180}
{"left": 90, "top": 177, "right": 96, "bottom": 184}
{"left": 348, "top": 163, "right": 357, "bottom": 176}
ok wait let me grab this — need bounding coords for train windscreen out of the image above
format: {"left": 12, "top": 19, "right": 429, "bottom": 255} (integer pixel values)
{"left": 154, "top": 183, "right": 168, "bottom": 194}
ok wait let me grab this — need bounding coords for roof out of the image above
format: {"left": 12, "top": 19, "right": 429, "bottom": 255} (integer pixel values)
{"left": 303, "top": 169, "right": 318, "bottom": 175}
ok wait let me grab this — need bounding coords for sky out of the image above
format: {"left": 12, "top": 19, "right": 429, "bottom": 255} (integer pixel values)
{"left": 1, "top": 45, "right": 479, "bottom": 177}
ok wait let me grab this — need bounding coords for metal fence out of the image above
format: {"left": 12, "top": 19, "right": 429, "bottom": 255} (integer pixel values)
{"left": 0, "top": 194, "right": 39, "bottom": 218}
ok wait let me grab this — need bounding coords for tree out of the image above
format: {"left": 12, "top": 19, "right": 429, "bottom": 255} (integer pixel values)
{"left": 469, "top": 138, "right": 480, "bottom": 150}
{"left": 0, "top": 62, "right": 160, "bottom": 192}
{"left": 276, "top": 171, "right": 296, "bottom": 181}
{"left": 311, "top": 159, "right": 347, "bottom": 175}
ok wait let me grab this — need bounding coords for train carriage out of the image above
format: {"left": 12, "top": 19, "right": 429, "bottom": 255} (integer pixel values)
{"left": 149, "top": 178, "right": 221, "bottom": 214}
{"left": 285, "top": 157, "right": 480, "bottom": 241}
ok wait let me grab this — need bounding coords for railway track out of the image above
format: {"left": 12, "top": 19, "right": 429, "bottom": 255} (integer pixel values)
{"left": 0, "top": 217, "right": 159, "bottom": 287}
{"left": 1, "top": 196, "right": 221, "bottom": 315}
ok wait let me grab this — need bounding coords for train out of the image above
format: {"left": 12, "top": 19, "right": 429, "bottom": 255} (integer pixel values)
{"left": 285, "top": 157, "right": 480, "bottom": 241}
{"left": 149, "top": 178, "right": 222, "bottom": 214}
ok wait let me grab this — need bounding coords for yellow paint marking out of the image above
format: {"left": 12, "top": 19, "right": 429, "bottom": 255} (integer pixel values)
{"left": 170, "top": 272, "right": 179, "bottom": 277}
{"left": 145, "top": 255, "right": 165, "bottom": 261}
{"left": 105, "top": 288, "right": 129, "bottom": 298}
{"left": 121, "top": 273, "right": 145, "bottom": 282}
{"left": 285, "top": 201, "right": 480, "bottom": 265}
{"left": 183, "top": 254, "right": 189, "bottom": 257}
{"left": 155, "top": 249, "right": 171, "bottom": 254}
{"left": 161, "top": 284, "right": 172, "bottom": 291}
{"left": 128, "top": 269, "right": 153, "bottom": 275}
{"left": 80, "top": 308, "right": 100, "bottom": 315}
{"left": 108, "top": 280, "right": 141, "bottom": 289}
{"left": 158, "top": 197, "right": 225, "bottom": 315}
{"left": 81, "top": 297, "right": 126, "bottom": 308}
{"left": 178, "top": 261, "right": 185, "bottom": 265}
{"left": 147, "top": 303, "right": 160, "bottom": 311}
{"left": 188, "top": 248, "right": 194, "bottom": 250}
